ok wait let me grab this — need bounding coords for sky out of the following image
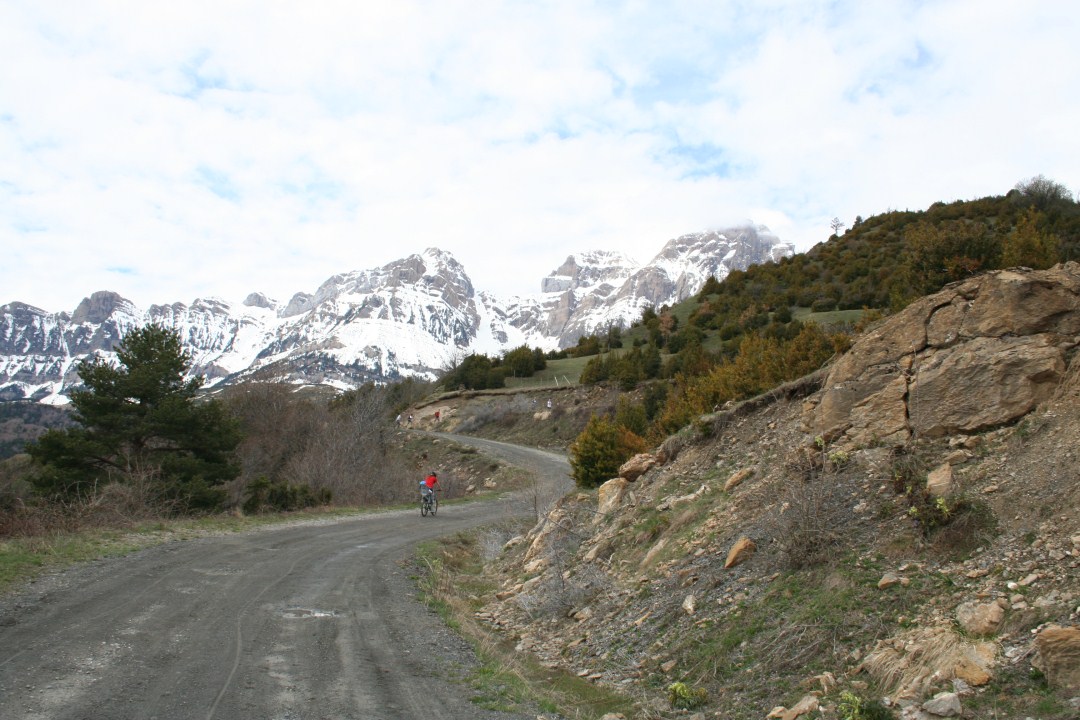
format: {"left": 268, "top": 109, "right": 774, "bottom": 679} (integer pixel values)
{"left": 2, "top": 1, "right": 1078, "bottom": 313}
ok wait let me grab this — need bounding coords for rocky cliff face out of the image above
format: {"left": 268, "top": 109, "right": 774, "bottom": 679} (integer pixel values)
{"left": 1, "top": 227, "right": 793, "bottom": 402}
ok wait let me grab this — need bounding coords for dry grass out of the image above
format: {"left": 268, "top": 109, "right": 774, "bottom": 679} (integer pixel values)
{"left": 861, "top": 626, "right": 984, "bottom": 696}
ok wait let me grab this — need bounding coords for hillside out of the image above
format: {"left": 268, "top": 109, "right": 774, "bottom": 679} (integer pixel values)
{"left": 710, "top": 180, "right": 1080, "bottom": 315}
{"left": 420, "top": 264, "right": 1080, "bottom": 719}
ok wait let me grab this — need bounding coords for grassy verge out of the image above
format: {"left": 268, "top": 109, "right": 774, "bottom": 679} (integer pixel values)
{"left": 414, "top": 529, "right": 639, "bottom": 719}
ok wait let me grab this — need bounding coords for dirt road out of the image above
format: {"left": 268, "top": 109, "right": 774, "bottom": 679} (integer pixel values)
{"left": 0, "top": 438, "right": 572, "bottom": 720}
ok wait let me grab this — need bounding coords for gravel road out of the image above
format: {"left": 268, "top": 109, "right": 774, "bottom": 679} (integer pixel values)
{"left": 0, "top": 437, "right": 572, "bottom": 720}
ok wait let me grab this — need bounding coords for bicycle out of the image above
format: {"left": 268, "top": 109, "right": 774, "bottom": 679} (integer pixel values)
{"left": 420, "top": 487, "right": 438, "bottom": 517}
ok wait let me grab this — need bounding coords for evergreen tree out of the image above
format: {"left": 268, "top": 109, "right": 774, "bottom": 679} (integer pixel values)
{"left": 27, "top": 324, "right": 240, "bottom": 511}
{"left": 442, "top": 353, "right": 504, "bottom": 389}
{"left": 569, "top": 415, "right": 645, "bottom": 488}
{"left": 503, "top": 345, "right": 538, "bottom": 377}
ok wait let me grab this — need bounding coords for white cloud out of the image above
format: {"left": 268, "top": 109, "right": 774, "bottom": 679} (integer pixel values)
{"left": 2, "top": 0, "right": 1078, "bottom": 311}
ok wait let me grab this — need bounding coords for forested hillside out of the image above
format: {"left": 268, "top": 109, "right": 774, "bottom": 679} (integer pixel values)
{"left": 697, "top": 176, "right": 1079, "bottom": 316}
{"left": 565, "top": 177, "right": 1080, "bottom": 450}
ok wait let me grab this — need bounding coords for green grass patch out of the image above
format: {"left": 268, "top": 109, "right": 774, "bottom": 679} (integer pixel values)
{"left": 505, "top": 356, "right": 589, "bottom": 388}
{"left": 792, "top": 307, "right": 869, "bottom": 327}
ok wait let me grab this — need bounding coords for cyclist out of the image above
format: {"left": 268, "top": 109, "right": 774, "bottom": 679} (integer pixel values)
{"left": 420, "top": 471, "right": 440, "bottom": 502}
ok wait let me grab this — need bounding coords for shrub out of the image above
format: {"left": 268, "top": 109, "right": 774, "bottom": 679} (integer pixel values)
{"left": 774, "top": 475, "right": 845, "bottom": 569}
{"left": 667, "top": 682, "right": 707, "bottom": 710}
{"left": 891, "top": 448, "right": 996, "bottom": 545}
{"left": 569, "top": 416, "right": 646, "bottom": 488}
{"left": 242, "top": 476, "right": 331, "bottom": 513}
{"left": 1002, "top": 207, "right": 1060, "bottom": 269}
{"left": 839, "top": 691, "right": 897, "bottom": 720}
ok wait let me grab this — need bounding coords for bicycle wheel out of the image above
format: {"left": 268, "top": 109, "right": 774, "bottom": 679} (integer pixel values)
{"left": 429, "top": 497, "right": 438, "bottom": 517}
{"left": 420, "top": 498, "right": 428, "bottom": 517}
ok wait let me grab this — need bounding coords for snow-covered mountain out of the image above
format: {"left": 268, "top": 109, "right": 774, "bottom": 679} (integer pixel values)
{"left": 1, "top": 225, "right": 792, "bottom": 403}
{"left": 515, "top": 225, "right": 793, "bottom": 342}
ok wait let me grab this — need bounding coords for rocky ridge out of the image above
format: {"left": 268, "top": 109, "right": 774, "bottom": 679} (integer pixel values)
{"left": 468, "top": 264, "right": 1080, "bottom": 719}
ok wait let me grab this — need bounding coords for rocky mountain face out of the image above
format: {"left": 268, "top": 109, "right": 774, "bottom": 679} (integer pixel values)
{"left": 513, "top": 225, "right": 792, "bottom": 343}
{"left": 436, "top": 262, "right": 1080, "bottom": 719}
{"left": 1, "top": 226, "right": 791, "bottom": 403}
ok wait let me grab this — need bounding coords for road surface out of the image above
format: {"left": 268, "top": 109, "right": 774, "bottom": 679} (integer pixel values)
{"left": 0, "top": 437, "right": 572, "bottom": 720}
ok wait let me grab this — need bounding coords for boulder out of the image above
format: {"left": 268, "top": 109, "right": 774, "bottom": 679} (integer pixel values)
{"left": 596, "top": 478, "right": 629, "bottom": 521}
{"left": 955, "top": 601, "right": 1005, "bottom": 636}
{"left": 522, "top": 503, "right": 571, "bottom": 566}
{"left": 643, "top": 538, "right": 668, "bottom": 566}
{"left": 926, "top": 463, "right": 956, "bottom": 498}
{"left": 922, "top": 691, "right": 962, "bottom": 717}
{"left": 583, "top": 537, "right": 614, "bottom": 563}
{"left": 779, "top": 694, "right": 819, "bottom": 720}
{"left": 878, "top": 572, "right": 903, "bottom": 589}
{"left": 619, "top": 453, "right": 657, "bottom": 482}
{"left": 1033, "top": 624, "right": 1080, "bottom": 692}
{"left": 908, "top": 334, "right": 1065, "bottom": 436}
{"left": 953, "top": 642, "right": 997, "bottom": 686}
{"left": 657, "top": 484, "right": 707, "bottom": 511}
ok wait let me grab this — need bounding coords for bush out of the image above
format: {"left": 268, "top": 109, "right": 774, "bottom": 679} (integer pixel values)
{"left": 667, "top": 682, "right": 708, "bottom": 710}
{"left": 569, "top": 416, "right": 646, "bottom": 488}
{"left": 890, "top": 449, "right": 996, "bottom": 545}
{"left": 440, "top": 354, "right": 506, "bottom": 390}
{"left": 1002, "top": 207, "right": 1060, "bottom": 269}
{"left": 839, "top": 691, "right": 897, "bottom": 720}
{"left": 242, "top": 476, "right": 331, "bottom": 514}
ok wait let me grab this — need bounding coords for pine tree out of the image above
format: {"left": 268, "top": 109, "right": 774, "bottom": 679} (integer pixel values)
{"left": 569, "top": 415, "right": 645, "bottom": 488}
{"left": 27, "top": 324, "right": 240, "bottom": 511}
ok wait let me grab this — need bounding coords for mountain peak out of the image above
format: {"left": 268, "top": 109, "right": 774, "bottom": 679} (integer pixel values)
{"left": 243, "top": 292, "right": 277, "bottom": 310}
{"left": 71, "top": 291, "right": 138, "bottom": 324}
{"left": 541, "top": 251, "right": 639, "bottom": 294}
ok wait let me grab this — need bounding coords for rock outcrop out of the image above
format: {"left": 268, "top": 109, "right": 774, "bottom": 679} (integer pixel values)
{"left": 808, "top": 263, "right": 1080, "bottom": 447}
{"left": 1033, "top": 624, "right": 1080, "bottom": 692}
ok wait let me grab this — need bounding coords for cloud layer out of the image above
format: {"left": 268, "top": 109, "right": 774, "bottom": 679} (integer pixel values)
{"left": 2, "top": 1, "right": 1078, "bottom": 311}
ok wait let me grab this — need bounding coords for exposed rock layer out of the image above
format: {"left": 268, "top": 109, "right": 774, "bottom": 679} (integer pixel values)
{"left": 808, "top": 263, "right": 1080, "bottom": 447}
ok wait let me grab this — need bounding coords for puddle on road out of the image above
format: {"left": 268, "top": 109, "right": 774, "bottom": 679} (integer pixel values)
{"left": 281, "top": 607, "right": 339, "bottom": 619}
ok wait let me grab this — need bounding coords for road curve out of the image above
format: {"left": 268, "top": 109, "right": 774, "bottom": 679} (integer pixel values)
{"left": 0, "top": 437, "right": 571, "bottom": 720}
